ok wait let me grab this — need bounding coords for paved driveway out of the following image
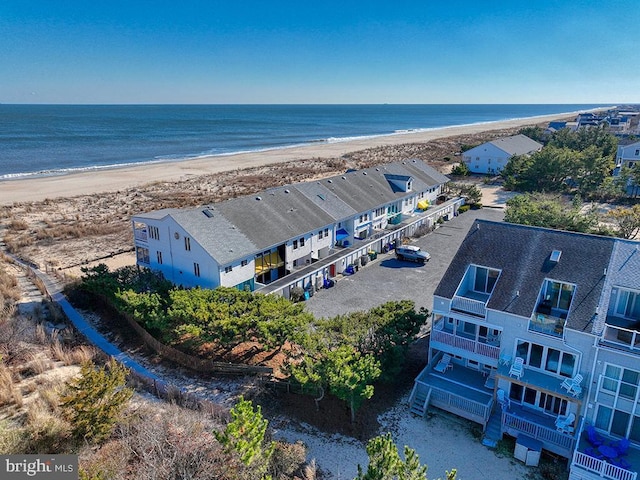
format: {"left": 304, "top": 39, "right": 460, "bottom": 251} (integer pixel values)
{"left": 304, "top": 207, "right": 505, "bottom": 319}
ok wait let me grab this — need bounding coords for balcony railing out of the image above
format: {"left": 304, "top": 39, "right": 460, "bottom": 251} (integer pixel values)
{"left": 431, "top": 328, "right": 500, "bottom": 360}
{"left": 451, "top": 295, "right": 487, "bottom": 317}
{"left": 529, "top": 312, "right": 565, "bottom": 337}
{"left": 134, "top": 229, "right": 148, "bottom": 242}
{"left": 572, "top": 450, "right": 637, "bottom": 480}
{"left": 430, "top": 385, "right": 493, "bottom": 427}
{"left": 601, "top": 324, "right": 640, "bottom": 352}
{"left": 503, "top": 410, "right": 576, "bottom": 458}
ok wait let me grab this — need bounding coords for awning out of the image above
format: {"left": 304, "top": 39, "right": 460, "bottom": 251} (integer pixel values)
{"left": 417, "top": 199, "right": 429, "bottom": 210}
{"left": 336, "top": 228, "right": 349, "bottom": 241}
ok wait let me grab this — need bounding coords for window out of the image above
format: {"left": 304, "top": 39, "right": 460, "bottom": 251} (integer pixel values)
{"left": 224, "top": 265, "right": 233, "bottom": 273}
{"left": 293, "top": 240, "right": 298, "bottom": 249}
{"left": 540, "top": 279, "right": 575, "bottom": 313}
{"left": 600, "top": 364, "right": 640, "bottom": 401}
{"left": 615, "top": 288, "right": 640, "bottom": 320}
{"left": 149, "top": 225, "right": 160, "bottom": 240}
{"left": 300, "top": 237, "right": 305, "bottom": 247}
{"left": 473, "top": 266, "right": 499, "bottom": 294}
{"left": 516, "top": 340, "right": 577, "bottom": 377}
{"left": 156, "top": 251, "right": 163, "bottom": 264}
{"left": 241, "top": 260, "right": 248, "bottom": 267}
{"left": 509, "top": 384, "right": 567, "bottom": 416}
{"left": 318, "top": 230, "right": 323, "bottom": 239}
{"left": 184, "top": 236, "right": 191, "bottom": 251}
{"left": 136, "top": 247, "right": 150, "bottom": 264}
{"left": 194, "top": 262, "right": 200, "bottom": 277}
{"left": 635, "top": 149, "right": 640, "bottom": 156}
{"left": 324, "top": 228, "right": 328, "bottom": 237}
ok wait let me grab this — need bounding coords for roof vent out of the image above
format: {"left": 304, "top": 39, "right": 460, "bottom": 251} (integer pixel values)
{"left": 550, "top": 250, "right": 562, "bottom": 263}
{"left": 256, "top": 196, "right": 262, "bottom": 201}
{"left": 341, "top": 176, "right": 346, "bottom": 180}
{"left": 363, "top": 172, "right": 367, "bottom": 175}
{"left": 327, "top": 180, "right": 332, "bottom": 183}
{"left": 202, "top": 209, "right": 214, "bottom": 218}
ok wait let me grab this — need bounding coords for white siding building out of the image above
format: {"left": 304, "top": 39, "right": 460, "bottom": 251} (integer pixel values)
{"left": 132, "top": 160, "right": 450, "bottom": 292}
{"left": 462, "top": 134, "right": 543, "bottom": 174}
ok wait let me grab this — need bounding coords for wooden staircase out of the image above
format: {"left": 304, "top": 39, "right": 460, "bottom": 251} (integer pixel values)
{"left": 482, "top": 407, "right": 503, "bottom": 448}
{"left": 409, "top": 385, "right": 432, "bottom": 417}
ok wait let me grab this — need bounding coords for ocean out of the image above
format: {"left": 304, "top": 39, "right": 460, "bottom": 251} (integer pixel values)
{"left": 0, "top": 104, "right": 608, "bottom": 180}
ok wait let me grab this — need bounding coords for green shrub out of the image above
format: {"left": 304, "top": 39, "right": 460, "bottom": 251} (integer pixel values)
{"left": 458, "top": 205, "right": 471, "bottom": 213}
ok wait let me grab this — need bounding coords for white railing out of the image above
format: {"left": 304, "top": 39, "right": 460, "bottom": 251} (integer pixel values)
{"left": 529, "top": 312, "right": 564, "bottom": 337}
{"left": 572, "top": 450, "right": 637, "bottom": 480}
{"left": 451, "top": 295, "right": 486, "bottom": 317}
{"left": 431, "top": 328, "right": 500, "bottom": 360}
{"left": 601, "top": 324, "right": 640, "bottom": 352}
{"left": 503, "top": 411, "right": 576, "bottom": 456}
{"left": 134, "top": 229, "right": 148, "bottom": 242}
{"left": 430, "top": 386, "right": 492, "bottom": 425}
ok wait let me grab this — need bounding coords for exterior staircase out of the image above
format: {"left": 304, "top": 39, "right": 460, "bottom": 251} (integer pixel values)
{"left": 482, "top": 407, "right": 503, "bottom": 448}
{"left": 410, "top": 386, "right": 432, "bottom": 417}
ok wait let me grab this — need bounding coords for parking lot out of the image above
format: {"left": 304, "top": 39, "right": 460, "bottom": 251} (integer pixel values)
{"left": 304, "top": 207, "right": 505, "bottom": 320}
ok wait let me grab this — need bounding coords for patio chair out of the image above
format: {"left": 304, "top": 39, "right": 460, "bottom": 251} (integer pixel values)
{"left": 610, "top": 456, "right": 632, "bottom": 470}
{"left": 585, "top": 447, "right": 604, "bottom": 460}
{"left": 555, "top": 412, "right": 575, "bottom": 434}
{"left": 586, "top": 425, "right": 605, "bottom": 447}
{"left": 613, "top": 437, "right": 631, "bottom": 457}
{"left": 497, "top": 389, "right": 510, "bottom": 411}
{"left": 434, "top": 353, "right": 453, "bottom": 373}
{"left": 509, "top": 357, "right": 524, "bottom": 380}
{"left": 561, "top": 373, "right": 583, "bottom": 397}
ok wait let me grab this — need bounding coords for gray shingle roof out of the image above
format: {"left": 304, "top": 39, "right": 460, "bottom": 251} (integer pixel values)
{"left": 489, "top": 134, "right": 543, "bottom": 156}
{"left": 434, "top": 220, "right": 615, "bottom": 331}
{"left": 214, "top": 186, "right": 335, "bottom": 251}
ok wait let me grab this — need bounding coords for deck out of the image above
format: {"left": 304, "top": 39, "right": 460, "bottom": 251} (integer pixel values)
{"left": 496, "top": 362, "right": 583, "bottom": 402}
{"left": 571, "top": 428, "right": 639, "bottom": 480}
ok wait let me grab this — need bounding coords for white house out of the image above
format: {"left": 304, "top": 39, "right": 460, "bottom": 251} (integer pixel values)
{"left": 132, "top": 160, "right": 450, "bottom": 292}
{"left": 615, "top": 140, "right": 640, "bottom": 171}
{"left": 462, "top": 134, "right": 543, "bottom": 174}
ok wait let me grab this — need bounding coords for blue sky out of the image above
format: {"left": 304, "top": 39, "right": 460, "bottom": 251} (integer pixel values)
{"left": 1, "top": 1, "right": 638, "bottom": 104}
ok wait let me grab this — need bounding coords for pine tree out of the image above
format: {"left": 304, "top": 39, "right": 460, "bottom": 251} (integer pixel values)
{"left": 60, "top": 358, "right": 133, "bottom": 443}
{"left": 215, "top": 396, "right": 275, "bottom": 479}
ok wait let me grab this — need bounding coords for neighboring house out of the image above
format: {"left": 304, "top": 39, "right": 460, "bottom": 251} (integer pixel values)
{"left": 411, "top": 220, "right": 640, "bottom": 480}
{"left": 461, "top": 134, "right": 543, "bottom": 174}
{"left": 616, "top": 140, "right": 640, "bottom": 171}
{"left": 132, "top": 160, "right": 451, "bottom": 292}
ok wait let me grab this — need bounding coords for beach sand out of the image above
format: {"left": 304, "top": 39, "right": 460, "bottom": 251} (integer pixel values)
{"left": 0, "top": 112, "right": 574, "bottom": 205}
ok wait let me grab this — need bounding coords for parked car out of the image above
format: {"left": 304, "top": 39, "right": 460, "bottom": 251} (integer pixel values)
{"left": 396, "top": 245, "right": 431, "bottom": 264}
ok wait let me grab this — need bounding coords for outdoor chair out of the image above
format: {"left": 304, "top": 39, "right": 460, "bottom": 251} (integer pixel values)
{"left": 561, "top": 373, "right": 583, "bottom": 397}
{"left": 613, "top": 438, "right": 631, "bottom": 457}
{"left": 497, "top": 389, "right": 510, "bottom": 411}
{"left": 585, "top": 447, "right": 604, "bottom": 460}
{"left": 611, "top": 457, "right": 632, "bottom": 470}
{"left": 434, "top": 353, "right": 452, "bottom": 373}
{"left": 509, "top": 357, "right": 524, "bottom": 380}
{"left": 586, "top": 425, "right": 605, "bottom": 447}
{"left": 555, "top": 412, "right": 575, "bottom": 434}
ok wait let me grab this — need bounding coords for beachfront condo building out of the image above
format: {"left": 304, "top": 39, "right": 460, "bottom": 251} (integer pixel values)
{"left": 410, "top": 220, "right": 640, "bottom": 480}
{"left": 461, "top": 134, "right": 542, "bottom": 174}
{"left": 131, "top": 159, "right": 452, "bottom": 294}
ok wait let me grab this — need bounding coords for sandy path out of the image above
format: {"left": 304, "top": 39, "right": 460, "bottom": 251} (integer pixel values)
{"left": 0, "top": 111, "right": 581, "bottom": 205}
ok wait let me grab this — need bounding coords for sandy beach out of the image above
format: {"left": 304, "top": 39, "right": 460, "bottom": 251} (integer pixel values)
{"left": 0, "top": 112, "right": 576, "bottom": 206}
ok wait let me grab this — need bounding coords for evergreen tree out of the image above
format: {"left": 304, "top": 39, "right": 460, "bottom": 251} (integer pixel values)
{"left": 60, "top": 358, "right": 133, "bottom": 443}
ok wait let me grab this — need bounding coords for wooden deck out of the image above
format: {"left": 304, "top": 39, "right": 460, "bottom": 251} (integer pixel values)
{"left": 571, "top": 429, "right": 639, "bottom": 480}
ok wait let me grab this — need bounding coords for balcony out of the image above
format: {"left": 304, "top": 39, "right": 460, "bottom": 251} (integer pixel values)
{"left": 529, "top": 312, "right": 565, "bottom": 337}
{"left": 134, "top": 228, "right": 148, "bottom": 242}
{"left": 451, "top": 291, "right": 489, "bottom": 317}
{"left": 502, "top": 404, "right": 577, "bottom": 458}
{"left": 571, "top": 427, "right": 638, "bottom": 480}
{"left": 600, "top": 319, "right": 640, "bottom": 353}
{"left": 411, "top": 362, "right": 494, "bottom": 428}
{"left": 431, "top": 321, "right": 500, "bottom": 363}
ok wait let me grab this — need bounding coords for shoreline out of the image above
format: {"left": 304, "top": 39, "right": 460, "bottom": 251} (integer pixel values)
{"left": 0, "top": 110, "right": 583, "bottom": 205}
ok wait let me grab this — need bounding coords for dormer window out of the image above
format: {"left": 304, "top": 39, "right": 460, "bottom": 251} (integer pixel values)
{"left": 474, "top": 266, "right": 499, "bottom": 294}
{"left": 614, "top": 288, "right": 640, "bottom": 321}
{"left": 537, "top": 279, "right": 575, "bottom": 317}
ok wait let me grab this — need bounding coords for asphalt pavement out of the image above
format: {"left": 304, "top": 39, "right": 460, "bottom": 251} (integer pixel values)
{"left": 304, "top": 207, "right": 505, "bottom": 319}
